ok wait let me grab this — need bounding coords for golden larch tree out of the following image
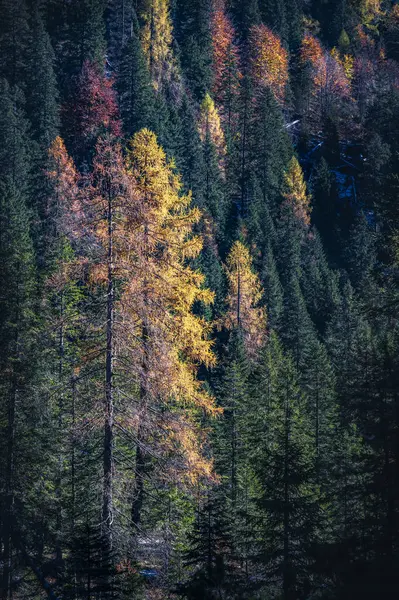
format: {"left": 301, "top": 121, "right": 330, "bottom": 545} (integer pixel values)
{"left": 224, "top": 240, "right": 267, "bottom": 359}
{"left": 125, "top": 129, "right": 219, "bottom": 535}
{"left": 198, "top": 93, "right": 226, "bottom": 169}
{"left": 282, "top": 156, "right": 311, "bottom": 226}
{"left": 48, "top": 131, "right": 220, "bottom": 556}
{"left": 249, "top": 24, "right": 289, "bottom": 104}
{"left": 139, "top": 0, "right": 178, "bottom": 92}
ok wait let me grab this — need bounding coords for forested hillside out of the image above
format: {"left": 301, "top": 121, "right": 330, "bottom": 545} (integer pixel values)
{"left": 1, "top": 1, "right": 399, "bottom": 598}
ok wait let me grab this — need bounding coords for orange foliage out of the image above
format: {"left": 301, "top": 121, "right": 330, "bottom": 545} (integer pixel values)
{"left": 48, "top": 131, "right": 219, "bottom": 486}
{"left": 211, "top": 0, "right": 241, "bottom": 128}
{"left": 47, "top": 136, "right": 82, "bottom": 240}
{"left": 300, "top": 34, "right": 351, "bottom": 127}
{"left": 249, "top": 24, "right": 289, "bottom": 104}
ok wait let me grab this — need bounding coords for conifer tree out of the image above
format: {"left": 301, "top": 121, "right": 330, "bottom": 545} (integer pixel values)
{"left": 250, "top": 86, "right": 292, "bottom": 216}
{"left": 0, "top": 80, "right": 38, "bottom": 600}
{"left": 249, "top": 23, "right": 289, "bottom": 105}
{"left": 250, "top": 333, "right": 318, "bottom": 600}
{"left": 117, "top": 20, "right": 156, "bottom": 137}
{"left": 229, "top": 0, "right": 261, "bottom": 38}
{"left": 26, "top": 8, "right": 60, "bottom": 150}
{"left": 138, "top": 0, "right": 179, "bottom": 93}
{"left": 262, "top": 243, "right": 284, "bottom": 331}
{"left": 174, "top": 0, "right": 213, "bottom": 100}
{"left": 0, "top": 0, "right": 30, "bottom": 87}
{"left": 182, "top": 492, "right": 244, "bottom": 599}
{"left": 345, "top": 211, "right": 377, "bottom": 294}
{"left": 211, "top": 0, "right": 242, "bottom": 133}
{"left": 259, "top": 0, "right": 288, "bottom": 46}
{"left": 66, "top": 0, "right": 106, "bottom": 70}
{"left": 198, "top": 93, "right": 226, "bottom": 172}
{"left": 310, "top": 157, "right": 339, "bottom": 257}
{"left": 223, "top": 240, "right": 267, "bottom": 359}
{"left": 125, "top": 129, "right": 218, "bottom": 541}
{"left": 106, "top": 0, "right": 136, "bottom": 68}
{"left": 175, "top": 95, "right": 207, "bottom": 208}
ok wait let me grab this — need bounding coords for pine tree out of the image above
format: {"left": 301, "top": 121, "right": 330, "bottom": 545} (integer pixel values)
{"left": 66, "top": 0, "right": 106, "bottom": 70}
{"left": 117, "top": 20, "right": 156, "bottom": 136}
{"left": 0, "top": 0, "right": 30, "bottom": 87}
{"left": 262, "top": 243, "right": 284, "bottom": 331}
{"left": 250, "top": 333, "right": 319, "bottom": 600}
{"left": 174, "top": 0, "right": 213, "bottom": 100}
{"left": 0, "top": 81, "right": 38, "bottom": 598}
{"left": 25, "top": 7, "right": 59, "bottom": 149}
{"left": 211, "top": 0, "right": 242, "bottom": 133}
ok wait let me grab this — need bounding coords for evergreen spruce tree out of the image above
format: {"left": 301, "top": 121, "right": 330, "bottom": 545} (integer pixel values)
{"left": 176, "top": 95, "right": 206, "bottom": 206}
{"left": 106, "top": 0, "right": 136, "bottom": 69}
{"left": 182, "top": 492, "right": 245, "bottom": 599}
{"left": 262, "top": 243, "right": 284, "bottom": 331}
{"left": 26, "top": 7, "right": 59, "bottom": 149}
{"left": 250, "top": 333, "right": 319, "bottom": 600}
{"left": 258, "top": 0, "right": 289, "bottom": 46}
{"left": 300, "top": 228, "right": 340, "bottom": 333}
{"left": 0, "top": 81, "right": 41, "bottom": 599}
{"left": 174, "top": 0, "right": 213, "bottom": 100}
{"left": 0, "top": 0, "right": 30, "bottom": 87}
{"left": 66, "top": 0, "right": 106, "bottom": 71}
{"left": 229, "top": 0, "right": 261, "bottom": 38}
{"left": 345, "top": 211, "right": 377, "bottom": 295}
{"left": 310, "top": 157, "right": 339, "bottom": 258}
{"left": 117, "top": 17, "right": 156, "bottom": 137}
{"left": 250, "top": 86, "right": 292, "bottom": 218}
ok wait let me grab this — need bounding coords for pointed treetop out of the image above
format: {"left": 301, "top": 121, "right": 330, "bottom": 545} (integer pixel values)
{"left": 282, "top": 156, "right": 311, "bottom": 226}
{"left": 198, "top": 93, "right": 226, "bottom": 168}
{"left": 224, "top": 240, "right": 267, "bottom": 359}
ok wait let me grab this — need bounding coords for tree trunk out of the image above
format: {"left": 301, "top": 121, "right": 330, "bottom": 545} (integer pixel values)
{"left": 2, "top": 382, "right": 17, "bottom": 600}
{"left": 102, "top": 183, "right": 114, "bottom": 553}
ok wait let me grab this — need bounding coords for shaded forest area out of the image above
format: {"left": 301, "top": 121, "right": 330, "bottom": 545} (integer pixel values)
{"left": 1, "top": 0, "right": 399, "bottom": 598}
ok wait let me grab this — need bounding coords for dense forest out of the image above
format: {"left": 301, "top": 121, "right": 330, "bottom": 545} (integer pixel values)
{"left": 1, "top": 0, "right": 399, "bottom": 598}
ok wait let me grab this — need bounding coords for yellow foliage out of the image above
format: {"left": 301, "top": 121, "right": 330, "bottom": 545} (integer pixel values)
{"left": 198, "top": 93, "right": 226, "bottom": 169}
{"left": 224, "top": 241, "right": 267, "bottom": 359}
{"left": 123, "top": 128, "right": 219, "bottom": 480}
{"left": 139, "top": 0, "right": 175, "bottom": 91}
{"left": 249, "top": 24, "right": 289, "bottom": 104}
{"left": 331, "top": 47, "right": 354, "bottom": 82}
{"left": 282, "top": 157, "right": 311, "bottom": 226}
